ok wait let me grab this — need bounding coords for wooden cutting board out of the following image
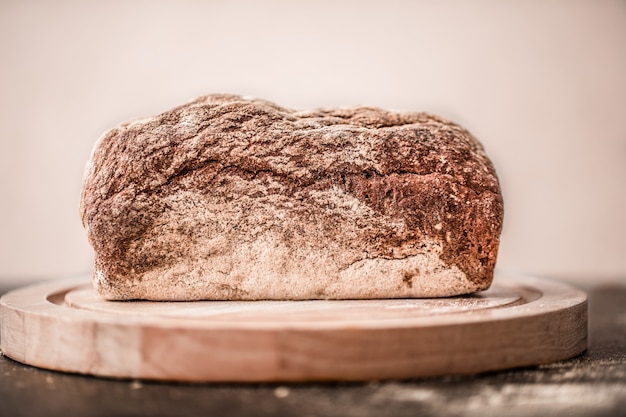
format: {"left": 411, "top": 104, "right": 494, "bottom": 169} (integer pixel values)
{"left": 0, "top": 272, "right": 587, "bottom": 382}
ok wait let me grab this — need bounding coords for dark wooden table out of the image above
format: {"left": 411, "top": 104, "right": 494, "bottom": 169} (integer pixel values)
{"left": 1, "top": 280, "right": 625, "bottom": 417}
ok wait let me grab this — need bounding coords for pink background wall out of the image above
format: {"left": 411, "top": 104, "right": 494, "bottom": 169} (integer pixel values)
{"left": 1, "top": 0, "right": 625, "bottom": 286}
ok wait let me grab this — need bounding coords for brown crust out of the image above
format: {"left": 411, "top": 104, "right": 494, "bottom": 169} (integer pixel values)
{"left": 80, "top": 94, "right": 503, "bottom": 300}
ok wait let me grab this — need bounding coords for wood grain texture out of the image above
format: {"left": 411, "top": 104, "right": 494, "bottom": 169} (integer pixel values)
{"left": 0, "top": 272, "right": 587, "bottom": 382}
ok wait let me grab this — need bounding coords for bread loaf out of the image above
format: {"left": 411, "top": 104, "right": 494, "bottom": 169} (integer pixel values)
{"left": 80, "top": 94, "right": 503, "bottom": 300}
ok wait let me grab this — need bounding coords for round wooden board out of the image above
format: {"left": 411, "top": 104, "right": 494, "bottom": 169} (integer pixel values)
{"left": 0, "top": 272, "right": 587, "bottom": 382}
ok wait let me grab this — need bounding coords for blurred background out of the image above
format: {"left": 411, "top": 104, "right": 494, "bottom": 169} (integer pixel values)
{"left": 1, "top": 0, "right": 625, "bottom": 288}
